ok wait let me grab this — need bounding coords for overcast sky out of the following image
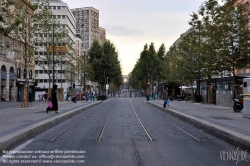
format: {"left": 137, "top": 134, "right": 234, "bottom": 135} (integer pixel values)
{"left": 63, "top": 0, "right": 206, "bottom": 75}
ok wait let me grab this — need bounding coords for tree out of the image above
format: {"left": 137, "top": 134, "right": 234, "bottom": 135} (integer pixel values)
{"left": 88, "top": 40, "right": 122, "bottom": 95}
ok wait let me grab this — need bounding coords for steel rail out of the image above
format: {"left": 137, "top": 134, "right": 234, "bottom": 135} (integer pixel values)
{"left": 144, "top": 103, "right": 201, "bottom": 142}
{"left": 129, "top": 99, "right": 155, "bottom": 141}
{"left": 96, "top": 101, "right": 120, "bottom": 141}
{"left": 50, "top": 108, "right": 98, "bottom": 142}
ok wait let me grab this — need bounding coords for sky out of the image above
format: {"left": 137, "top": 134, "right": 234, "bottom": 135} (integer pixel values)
{"left": 62, "top": 0, "right": 206, "bottom": 75}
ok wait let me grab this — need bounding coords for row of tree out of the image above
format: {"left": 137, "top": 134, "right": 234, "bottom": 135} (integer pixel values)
{"left": 129, "top": 43, "right": 166, "bottom": 94}
{"left": 167, "top": 0, "right": 250, "bottom": 86}
{"left": 130, "top": 0, "right": 250, "bottom": 93}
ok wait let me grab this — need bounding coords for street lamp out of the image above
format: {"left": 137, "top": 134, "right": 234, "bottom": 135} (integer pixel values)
{"left": 83, "top": 51, "right": 86, "bottom": 93}
{"left": 51, "top": 24, "right": 63, "bottom": 88}
{"left": 22, "top": 30, "right": 29, "bottom": 108}
{"left": 196, "top": 22, "right": 201, "bottom": 102}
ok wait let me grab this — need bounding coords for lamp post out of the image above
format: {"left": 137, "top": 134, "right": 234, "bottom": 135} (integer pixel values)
{"left": 22, "top": 30, "right": 29, "bottom": 108}
{"left": 83, "top": 51, "right": 86, "bottom": 93}
{"left": 196, "top": 22, "right": 201, "bottom": 102}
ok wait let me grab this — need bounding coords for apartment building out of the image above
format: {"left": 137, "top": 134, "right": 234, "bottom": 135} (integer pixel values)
{"left": 71, "top": 7, "right": 100, "bottom": 51}
{"left": 99, "top": 27, "right": 106, "bottom": 45}
{"left": 32, "top": 0, "right": 76, "bottom": 95}
{"left": 0, "top": 0, "right": 35, "bottom": 102}
{"left": 71, "top": 7, "right": 106, "bottom": 92}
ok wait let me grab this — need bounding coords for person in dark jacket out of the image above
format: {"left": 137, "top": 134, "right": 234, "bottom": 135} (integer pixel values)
{"left": 29, "top": 91, "right": 32, "bottom": 103}
{"left": 46, "top": 85, "right": 58, "bottom": 113}
{"left": 163, "top": 87, "right": 169, "bottom": 108}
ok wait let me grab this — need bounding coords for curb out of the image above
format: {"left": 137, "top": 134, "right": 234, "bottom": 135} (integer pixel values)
{"left": 147, "top": 101, "right": 250, "bottom": 151}
{"left": 0, "top": 101, "right": 102, "bottom": 155}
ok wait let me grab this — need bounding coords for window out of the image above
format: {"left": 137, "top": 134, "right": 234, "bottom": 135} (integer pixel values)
{"left": 35, "top": 70, "right": 38, "bottom": 75}
{"left": 39, "top": 79, "right": 43, "bottom": 83}
{"left": 29, "top": 70, "right": 32, "bottom": 79}
{"left": 23, "top": 69, "right": 26, "bottom": 79}
{"left": 35, "top": 61, "right": 38, "bottom": 65}
{"left": 44, "top": 79, "right": 48, "bottom": 83}
{"left": 39, "top": 70, "right": 43, "bottom": 74}
{"left": 44, "top": 70, "right": 47, "bottom": 74}
{"left": 17, "top": 68, "right": 21, "bottom": 78}
{"left": 62, "top": 15, "right": 65, "bottom": 19}
{"left": 57, "top": 15, "right": 61, "bottom": 19}
{"left": 53, "top": 6, "right": 56, "bottom": 10}
{"left": 57, "top": 6, "right": 61, "bottom": 10}
{"left": 62, "top": 6, "right": 65, "bottom": 10}
{"left": 35, "top": 52, "right": 38, "bottom": 55}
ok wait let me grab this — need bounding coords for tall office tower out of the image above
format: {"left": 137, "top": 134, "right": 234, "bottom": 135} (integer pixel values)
{"left": 71, "top": 7, "right": 100, "bottom": 52}
{"left": 32, "top": 0, "right": 76, "bottom": 94}
{"left": 71, "top": 7, "right": 104, "bottom": 92}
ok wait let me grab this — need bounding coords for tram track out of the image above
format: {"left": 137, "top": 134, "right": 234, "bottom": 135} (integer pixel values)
{"left": 96, "top": 101, "right": 120, "bottom": 141}
{"left": 50, "top": 100, "right": 114, "bottom": 142}
{"left": 141, "top": 100, "right": 201, "bottom": 142}
{"left": 129, "top": 99, "right": 156, "bottom": 142}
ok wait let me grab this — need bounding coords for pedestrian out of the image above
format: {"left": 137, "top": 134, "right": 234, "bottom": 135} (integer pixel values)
{"left": 66, "top": 92, "right": 70, "bottom": 101}
{"left": 163, "top": 87, "right": 169, "bottom": 108}
{"left": 29, "top": 91, "right": 32, "bottom": 103}
{"left": 46, "top": 85, "right": 58, "bottom": 113}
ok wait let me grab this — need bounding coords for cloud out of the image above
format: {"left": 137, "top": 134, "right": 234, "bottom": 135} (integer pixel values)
{"left": 105, "top": 25, "right": 144, "bottom": 36}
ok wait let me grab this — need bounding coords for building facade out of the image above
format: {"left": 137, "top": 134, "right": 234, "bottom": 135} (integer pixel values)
{"left": 71, "top": 7, "right": 106, "bottom": 92}
{"left": 0, "top": 0, "right": 35, "bottom": 102}
{"left": 99, "top": 27, "right": 106, "bottom": 45}
{"left": 32, "top": 0, "right": 76, "bottom": 95}
{"left": 71, "top": 7, "right": 100, "bottom": 51}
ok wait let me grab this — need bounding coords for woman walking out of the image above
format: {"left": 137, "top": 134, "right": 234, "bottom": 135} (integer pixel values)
{"left": 46, "top": 85, "right": 58, "bottom": 113}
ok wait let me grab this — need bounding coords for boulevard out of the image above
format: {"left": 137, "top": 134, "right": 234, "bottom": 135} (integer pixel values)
{"left": 0, "top": 93, "right": 249, "bottom": 165}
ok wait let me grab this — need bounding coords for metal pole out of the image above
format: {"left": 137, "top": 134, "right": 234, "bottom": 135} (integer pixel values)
{"left": 84, "top": 51, "right": 86, "bottom": 93}
{"left": 198, "top": 24, "right": 201, "bottom": 97}
{"left": 24, "top": 31, "right": 28, "bottom": 107}
{"left": 52, "top": 24, "right": 55, "bottom": 87}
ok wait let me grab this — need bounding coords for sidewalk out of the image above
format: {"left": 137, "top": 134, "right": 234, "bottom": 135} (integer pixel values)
{"left": 0, "top": 100, "right": 102, "bottom": 155}
{"left": 148, "top": 99, "right": 250, "bottom": 151}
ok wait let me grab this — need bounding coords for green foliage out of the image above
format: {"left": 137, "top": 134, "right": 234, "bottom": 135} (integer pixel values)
{"left": 130, "top": 43, "right": 166, "bottom": 94}
{"left": 88, "top": 40, "right": 122, "bottom": 94}
{"left": 167, "top": 0, "right": 250, "bottom": 86}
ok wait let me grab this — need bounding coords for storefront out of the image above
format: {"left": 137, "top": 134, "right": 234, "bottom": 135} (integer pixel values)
{"left": 16, "top": 81, "right": 36, "bottom": 102}
{"left": 199, "top": 76, "right": 247, "bottom": 107}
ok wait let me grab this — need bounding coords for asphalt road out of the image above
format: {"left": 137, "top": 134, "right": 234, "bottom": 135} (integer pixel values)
{"left": 1, "top": 98, "right": 249, "bottom": 166}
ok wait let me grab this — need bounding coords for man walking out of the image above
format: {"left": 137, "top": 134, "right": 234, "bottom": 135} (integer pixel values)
{"left": 163, "top": 87, "right": 168, "bottom": 108}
